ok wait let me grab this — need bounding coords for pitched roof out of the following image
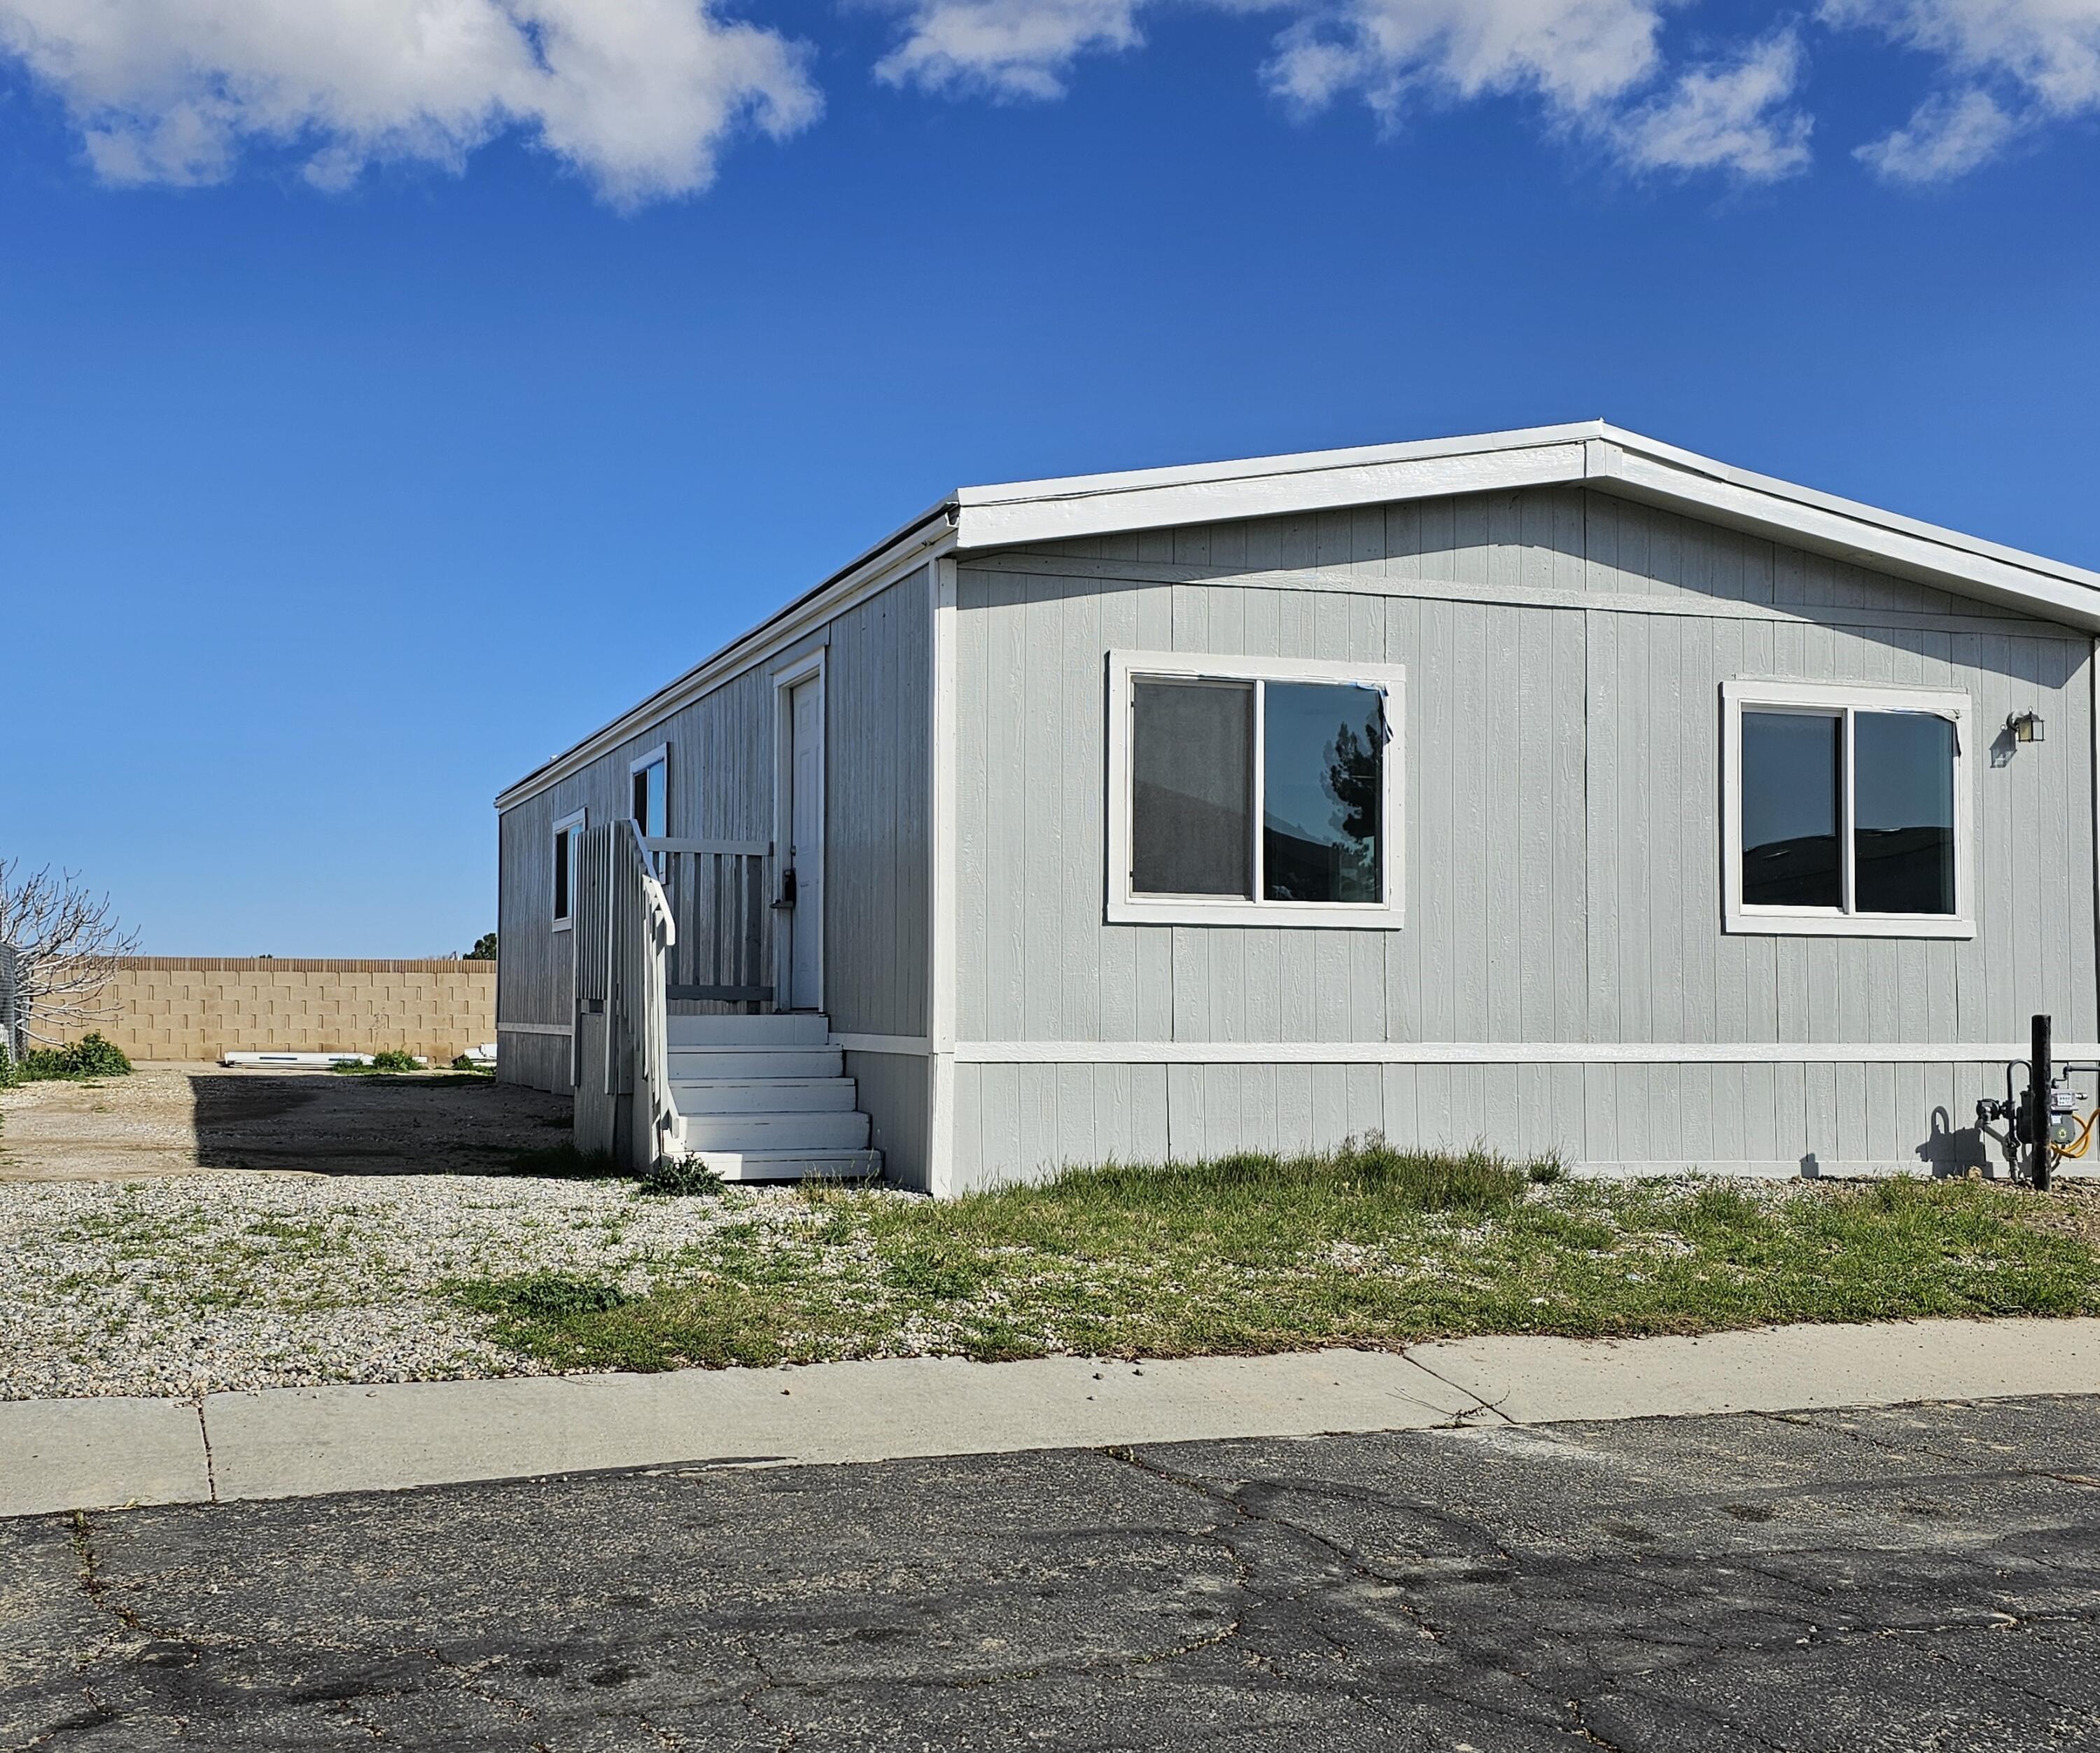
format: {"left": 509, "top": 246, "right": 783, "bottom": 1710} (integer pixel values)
{"left": 951, "top": 419, "right": 2100, "bottom": 628}
{"left": 498, "top": 421, "right": 2099, "bottom": 809}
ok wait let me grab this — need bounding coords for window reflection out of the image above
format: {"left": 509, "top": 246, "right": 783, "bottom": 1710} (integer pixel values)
{"left": 1742, "top": 712, "right": 1840, "bottom": 908}
{"left": 1855, "top": 713, "right": 1956, "bottom": 914}
{"left": 1262, "top": 683, "right": 1382, "bottom": 904}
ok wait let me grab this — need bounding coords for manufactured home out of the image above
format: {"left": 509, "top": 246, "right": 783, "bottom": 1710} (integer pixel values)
{"left": 494, "top": 421, "right": 2100, "bottom": 1194}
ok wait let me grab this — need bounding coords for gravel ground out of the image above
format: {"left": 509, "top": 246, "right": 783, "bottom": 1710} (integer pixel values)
{"left": 10, "top": 1064, "right": 2100, "bottom": 1404}
{"left": 0, "top": 1170, "right": 909, "bottom": 1401}
{"left": 0, "top": 1063, "right": 916, "bottom": 1401}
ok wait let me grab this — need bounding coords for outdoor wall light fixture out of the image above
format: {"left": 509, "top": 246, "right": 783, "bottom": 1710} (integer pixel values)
{"left": 2008, "top": 711, "right": 2045, "bottom": 744}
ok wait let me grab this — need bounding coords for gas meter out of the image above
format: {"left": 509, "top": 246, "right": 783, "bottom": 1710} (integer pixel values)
{"left": 2048, "top": 1077, "right": 2087, "bottom": 1147}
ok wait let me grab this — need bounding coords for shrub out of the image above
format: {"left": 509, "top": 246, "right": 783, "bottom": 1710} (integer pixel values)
{"left": 368, "top": 1050, "right": 421, "bottom": 1073}
{"left": 13, "top": 1033, "right": 133, "bottom": 1082}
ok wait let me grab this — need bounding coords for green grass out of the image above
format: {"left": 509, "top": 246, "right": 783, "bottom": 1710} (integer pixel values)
{"left": 446, "top": 1140, "right": 2100, "bottom": 1374}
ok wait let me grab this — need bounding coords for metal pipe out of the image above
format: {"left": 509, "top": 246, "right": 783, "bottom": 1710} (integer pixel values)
{"left": 2031, "top": 1013, "right": 2054, "bottom": 1192}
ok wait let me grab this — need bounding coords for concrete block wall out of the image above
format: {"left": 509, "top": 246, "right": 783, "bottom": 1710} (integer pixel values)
{"left": 31, "top": 958, "right": 496, "bottom": 1063}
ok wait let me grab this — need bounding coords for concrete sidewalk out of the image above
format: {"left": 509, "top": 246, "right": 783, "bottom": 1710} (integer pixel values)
{"left": 7, "top": 1317, "right": 2099, "bottom": 1518}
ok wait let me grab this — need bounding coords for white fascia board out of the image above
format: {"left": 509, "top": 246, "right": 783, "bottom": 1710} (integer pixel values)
{"left": 1593, "top": 430, "right": 2100, "bottom": 587}
{"left": 954, "top": 438, "right": 1592, "bottom": 551}
{"left": 954, "top": 420, "right": 1606, "bottom": 508}
{"left": 1588, "top": 438, "right": 2100, "bottom": 631}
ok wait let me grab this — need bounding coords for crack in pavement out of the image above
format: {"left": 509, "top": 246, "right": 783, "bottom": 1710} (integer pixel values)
{"left": 15, "top": 1401, "right": 2100, "bottom": 1752}
{"left": 1093, "top": 1436, "right": 2100, "bottom": 1752}
{"left": 192, "top": 1400, "right": 218, "bottom": 1504}
{"left": 1101, "top": 1443, "right": 1618, "bottom": 1742}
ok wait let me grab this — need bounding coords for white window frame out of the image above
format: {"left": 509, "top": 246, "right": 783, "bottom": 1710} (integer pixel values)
{"left": 550, "top": 808, "right": 587, "bottom": 933}
{"left": 628, "top": 744, "right": 669, "bottom": 839}
{"left": 1106, "top": 650, "right": 1406, "bottom": 929}
{"left": 1722, "top": 678, "right": 1973, "bottom": 940}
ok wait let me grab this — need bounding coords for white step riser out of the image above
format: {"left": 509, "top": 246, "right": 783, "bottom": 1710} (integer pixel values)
{"left": 670, "top": 1078, "right": 857, "bottom": 1115}
{"left": 666, "top": 1012, "right": 830, "bottom": 1047}
{"left": 682, "top": 1112, "right": 871, "bottom": 1152}
{"left": 667, "top": 1048, "right": 841, "bottom": 1081}
{"left": 697, "top": 1150, "right": 883, "bottom": 1182}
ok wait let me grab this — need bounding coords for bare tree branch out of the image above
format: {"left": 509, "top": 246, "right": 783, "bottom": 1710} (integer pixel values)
{"left": 0, "top": 860, "right": 140, "bottom": 1047}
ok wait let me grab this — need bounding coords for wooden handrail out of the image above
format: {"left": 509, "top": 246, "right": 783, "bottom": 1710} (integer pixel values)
{"left": 570, "top": 820, "right": 682, "bottom": 1171}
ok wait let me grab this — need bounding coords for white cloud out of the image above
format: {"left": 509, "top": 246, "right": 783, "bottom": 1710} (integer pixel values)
{"left": 1263, "top": 0, "right": 1667, "bottom": 125}
{"left": 1826, "top": 0, "right": 2100, "bottom": 178}
{"left": 876, "top": 0, "right": 1810, "bottom": 179}
{"left": 1265, "top": 0, "right": 1813, "bottom": 177}
{"left": 1854, "top": 83, "right": 2015, "bottom": 177}
{"left": 0, "top": 0, "right": 822, "bottom": 205}
{"left": 1610, "top": 28, "right": 1813, "bottom": 177}
{"left": 873, "top": 0, "right": 1147, "bottom": 97}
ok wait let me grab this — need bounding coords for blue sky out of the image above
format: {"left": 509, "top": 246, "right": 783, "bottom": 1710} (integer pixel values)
{"left": 2, "top": 0, "right": 2097, "bottom": 955}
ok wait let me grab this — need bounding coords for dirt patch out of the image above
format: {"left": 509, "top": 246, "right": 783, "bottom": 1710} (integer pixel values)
{"left": 0, "top": 1062, "right": 572, "bottom": 1182}
{"left": 2014, "top": 1178, "right": 2100, "bottom": 1245}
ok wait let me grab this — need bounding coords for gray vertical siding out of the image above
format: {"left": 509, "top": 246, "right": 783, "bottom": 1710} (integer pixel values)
{"left": 495, "top": 786, "right": 575, "bottom": 1089}
{"left": 496, "top": 659, "right": 775, "bottom": 1091}
{"left": 495, "top": 571, "right": 934, "bottom": 1138}
{"left": 825, "top": 568, "right": 931, "bottom": 1039}
{"left": 947, "top": 484, "right": 2098, "bottom": 1187}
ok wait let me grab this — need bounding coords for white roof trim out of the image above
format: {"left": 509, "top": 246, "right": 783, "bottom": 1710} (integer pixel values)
{"left": 951, "top": 420, "right": 2100, "bottom": 629}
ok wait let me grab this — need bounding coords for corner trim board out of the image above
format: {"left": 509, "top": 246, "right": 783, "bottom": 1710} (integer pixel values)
{"left": 925, "top": 554, "right": 962, "bottom": 1197}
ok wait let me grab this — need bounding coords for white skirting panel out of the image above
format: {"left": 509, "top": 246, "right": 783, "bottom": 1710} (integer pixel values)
{"left": 948, "top": 1055, "right": 2048, "bottom": 1192}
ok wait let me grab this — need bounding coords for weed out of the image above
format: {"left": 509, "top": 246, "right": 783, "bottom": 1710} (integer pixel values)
{"left": 458, "top": 1271, "right": 634, "bottom": 1321}
{"left": 638, "top": 1155, "right": 727, "bottom": 1197}
{"left": 328, "top": 1050, "right": 424, "bottom": 1076}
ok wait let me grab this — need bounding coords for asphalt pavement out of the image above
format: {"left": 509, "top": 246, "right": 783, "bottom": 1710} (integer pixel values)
{"left": 6, "top": 1392, "right": 2098, "bottom": 1750}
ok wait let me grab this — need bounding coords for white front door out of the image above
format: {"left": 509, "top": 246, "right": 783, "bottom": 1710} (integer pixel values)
{"left": 787, "top": 673, "right": 825, "bottom": 1010}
